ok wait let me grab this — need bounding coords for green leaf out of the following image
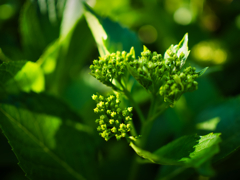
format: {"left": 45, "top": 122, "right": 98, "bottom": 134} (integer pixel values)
{"left": 37, "top": 4, "right": 94, "bottom": 95}
{"left": 60, "top": 0, "right": 83, "bottom": 40}
{"left": 83, "top": 3, "right": 142, "bottom": 57}
{"left": 20, "top": 1, "right": 62, "bottom": 60}
{"left": 197, "top": 67, "right": 209, "bottom": 77}
{"left": 130, "top": 133, "right": 221, "bottom": 175}
{"left": 0, "top": 61, "right": 45, "bottom": 93}
{"left": 37, "top": 0, "right": 85, "bottom": 71}
{"left": 0, "top": 92, "right": 87, "bottom": 126}
{"left": 164, "top": 33, "right": 190, "bottom": 69}
{"left": 195, "top": 96, "right": 240, "bottom": 161}
{"left": 0, "top": 97, "right": 98, "bottom": 180}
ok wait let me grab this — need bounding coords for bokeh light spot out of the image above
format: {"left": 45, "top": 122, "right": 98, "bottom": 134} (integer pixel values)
{"left": 138, "top": 25, "right": 158, "bottom": 44}
{"left": 192, "top": 41, "right": 227, "bottom": 65}
{"left": 173, "top": 7, "right": 192, "bottom": 25}
{"left": 0, "top": 4, "right": 14, "bottom": 20}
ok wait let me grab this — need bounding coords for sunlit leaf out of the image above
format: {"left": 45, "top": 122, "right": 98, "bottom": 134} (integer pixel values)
{"left": 195, "top": 96, "right": 240, "bottom": 161}
{"left": 0, "top": 103, "right": 98, "bottom": 180}
{"left": 20, "top": 1, "right": 61, "bottom": 60}
{"left": 130, "top": 133, "right": 221, "bottom": 176}
{"left": 60, "top": 0, "right": 83, "bottom": 40}
{"left": 83, "top": 3, "right": 142, "bottom": 57}
{"left": 0, "top": 61, "right": 45, "bottom": 93}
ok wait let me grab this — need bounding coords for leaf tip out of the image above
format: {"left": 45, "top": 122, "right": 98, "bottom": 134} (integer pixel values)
{"left": 198, "top": 67, "right": 209, "bottom": 77}
{"left": 143, "top": 45, "right": 149, "bottom": 52}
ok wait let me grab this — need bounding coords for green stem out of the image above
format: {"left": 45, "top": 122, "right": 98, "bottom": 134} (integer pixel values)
{"left": 122, "top": 87, "right": 146, "bottom": 124}
{"left": 128, "top": 97, "right": 168, "bottom": 180}
{"left": 148, "top": 102, "right": 169, "bottom": 122}
{"left": 128, "top": 155, "right": 141, "bottom": 180}
{"left": 140, "top": 94, "right": 159, "bottom": 148}
{"left": 147, "top": 94, "right": 157, "bottom": 120}
{"left": 129, "top": 120, "right": 137, "bottom": 137}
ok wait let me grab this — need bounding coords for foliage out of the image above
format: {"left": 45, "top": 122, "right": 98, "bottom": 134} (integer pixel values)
{"left": 1, "top": 0, "right": 240, "bottom": 180}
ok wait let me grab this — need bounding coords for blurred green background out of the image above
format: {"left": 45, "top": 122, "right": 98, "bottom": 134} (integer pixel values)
{"left": 1, "top": 0, "right": 240, "bottom": 179}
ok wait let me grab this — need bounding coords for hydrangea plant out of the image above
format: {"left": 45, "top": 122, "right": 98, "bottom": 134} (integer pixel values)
{"left": 91, "top": 34, "right": 208, "bottom": 142}
{"left": 89, "top": 32, "right": 221, "bottom": 178}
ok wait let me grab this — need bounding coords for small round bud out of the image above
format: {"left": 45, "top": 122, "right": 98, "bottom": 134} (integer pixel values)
{"left": 99, "top": 95, "right": 104, "bottom": 101}
{"left": 193, "top": 81, "right": 198, "bottom": 86}
{"left": 127, "top": 107, "right": 133, "bottom": 112}
{"left": 101, "top": 124, "right": 107, "bottom": 130}
{"left": 125, "top": 116, "right": 132, "bottom": 121}
{"left": 100, "top": 115, "right": 107, "bottom": 120}
{"left": 121, "top": 133, "right": 126, "bottom": 137}
{"left": 116, "top": 134, "right": 121, "bottom": 141}
{"left": 115, "top": 120, "right": 120, "bottom": 125}
{"left": 97, "top": 101, "right": 105, "bottom": 108}
{"left": 97, "top": 126, "right": 101, "bottom": 131}
{"left": 99, "top": 120, "right": 105, "bottom": 125}
{"left": 111, "top": 127, "right": 117, "bottom": 133}
{"left": 109, "top": 119, "right": 115, "bottom": 124}
{"left": 95, "top": 119, "right": 100, "bottom": 123}
{"left": 94, "top": 107, "right": 99, "bottom": 113}
{"left": 111, "top": 111, "right": 117, "bottom": 117}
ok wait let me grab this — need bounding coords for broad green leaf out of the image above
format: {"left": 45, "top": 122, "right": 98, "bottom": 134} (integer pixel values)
{"left": 83, "top": 3, "right": 142, "bottom": 57}
{"left": 20, "top": 1, "right": 61, "bottom": 60}
{"left": 0, "top": 92, "right": 89, "bottom": 126}
{"left": 37, "top": 1, "right": 94, "bottom": 95}
{"left": 37, "top": 0, "right": 85, "bottom": 69}
{"left": 130, "top": 133, "right": 221, "bottom": 175}
{"left": 195, "top": 96, "right": 240, "bottom": 161}
{"left": 0, "top": 102, "right": 98, "bottom": 180}
{"left": 60, "top": 0, "right": 83, "bottom": 40}
{"left": 130, "top": 142, "right": 182, "bottom": 165}
{"left": 0, "top": 61, "right": 45, "bottom": 93}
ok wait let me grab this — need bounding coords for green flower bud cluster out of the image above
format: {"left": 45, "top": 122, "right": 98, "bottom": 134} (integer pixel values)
{"left": 159, "top": 66, "right": 199, "bottom": 106}
{"left": 128, "top": 46, "right": 164, "bottom": 89}
{"left": 90, "top": 33, "right": 208, "bottom": 107}
{"left": 92, "top": 93, "right": 134, "bottom": 141}
{"left": 89, "top": 50, "right": 135, "bottom": 88}
{"left": 127, "top": 45, "right": 199, "bottom": 106}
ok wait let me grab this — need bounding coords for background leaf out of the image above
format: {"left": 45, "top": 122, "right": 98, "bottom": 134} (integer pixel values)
{"left": 83, "top": 3, "right": 142, "bottom": 57}
{"left": 0, "top": 61, "right": 45, "bottom": 93}
{"left": 20, "top": 0, "right": 62, "bottom": 60}
{"left": 195, "top": 96, "right": 240, "bottom": 161}
{"left": 130, "top": 133, "right": 221, "bottom": 176}
{"left": 0, "top": 99, "right": 98, "bottom": 180}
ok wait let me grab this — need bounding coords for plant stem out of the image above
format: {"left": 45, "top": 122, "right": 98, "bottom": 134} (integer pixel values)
{"left": 128, "top": 96, "right": 168, "bottom": 180}
{"left": 148, "top": 103, "right": 169, "bottom": 122}
{"left": 122, "top": 87, "right": 146, "bottom": 124}
{"left": 128, "top": 155, "right": 141, "bottom": 180}
{"left": 140, "top": 94, "right": 158, "bottom": 148}
{"left": 147, "top": 94, "right": 157, "bottom": 120}
{"left": 129, "top": 120, "right": 137, "bottom": 137}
